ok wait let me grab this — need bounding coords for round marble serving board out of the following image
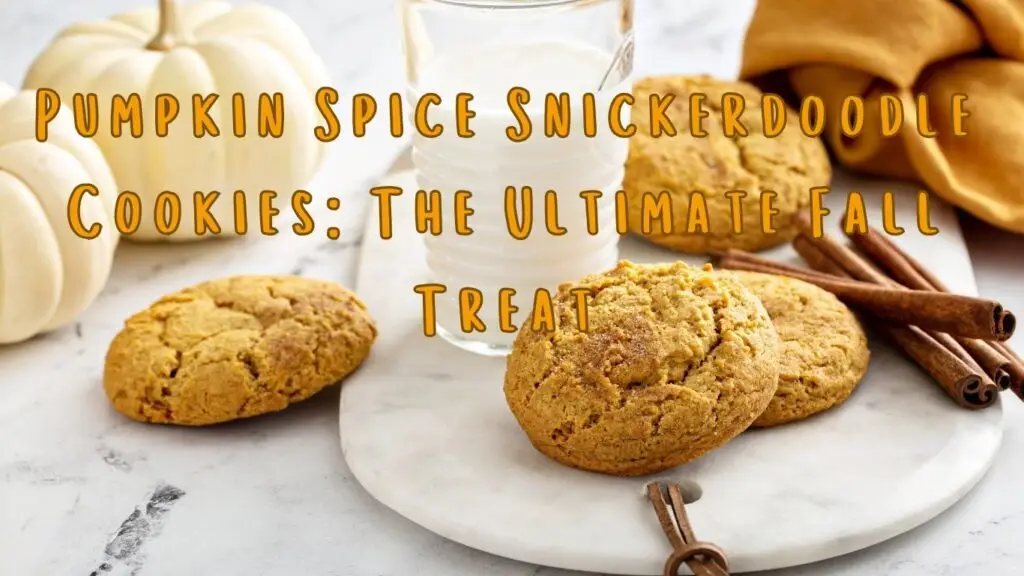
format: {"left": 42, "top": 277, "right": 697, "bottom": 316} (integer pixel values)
{"left": 339, "top": 169, "right": 1003, "bottom": 574}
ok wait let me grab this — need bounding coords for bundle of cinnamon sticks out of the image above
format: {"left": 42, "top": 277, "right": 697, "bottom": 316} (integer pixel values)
{"left": 715, "top": 214, "right": 1022, "bottom": 410}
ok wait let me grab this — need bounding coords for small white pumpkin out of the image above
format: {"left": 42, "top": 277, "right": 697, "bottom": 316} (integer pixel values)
{"left": 24, "top": 0, "right": 330, "bottom": 241}
{"left": 0, "top": 83, "right": 118, "bottom": 344}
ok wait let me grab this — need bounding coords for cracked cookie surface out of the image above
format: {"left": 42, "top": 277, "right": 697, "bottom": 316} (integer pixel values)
{"left": 624, "top": 75, "right": 831, "bottom": 254}
{"left": 727, "top": 271, "right": 870, "bottom": 427}
{"left": 103, "top": 276, "right": 376, "bottom": 426}
{"left": 503, "top": 260, "right": 779, "bottom": 477}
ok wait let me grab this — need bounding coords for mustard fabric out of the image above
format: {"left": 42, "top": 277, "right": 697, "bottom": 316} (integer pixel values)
{"left": 742, "top": 0, "right": 1024, "bottom": 232}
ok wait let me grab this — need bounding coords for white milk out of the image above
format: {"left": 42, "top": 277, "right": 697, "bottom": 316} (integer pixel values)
{"left": 410, "top": 40, "right": 630, "bottom": 353}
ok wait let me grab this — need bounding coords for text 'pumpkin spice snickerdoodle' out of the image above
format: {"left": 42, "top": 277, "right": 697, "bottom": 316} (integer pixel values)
{"left": 726, "top": 271, "right": 870, "bottom": 427}
{"left": 624, "top": 76, "right": 831, "bottom": 254}
{"left": 104, "top": 276, "right": 376, "bottom": 426}
{"left": 503, "top": 261, "right": 780, "bottom": 477}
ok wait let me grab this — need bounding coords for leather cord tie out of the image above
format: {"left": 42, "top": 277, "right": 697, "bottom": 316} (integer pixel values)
{"left": 646, "top": 482, "right": 730, "bottom": 576}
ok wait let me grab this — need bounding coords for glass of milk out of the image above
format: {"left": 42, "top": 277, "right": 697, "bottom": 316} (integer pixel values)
{"left": 400, "top": 0, "right": 634, "bottom": 356}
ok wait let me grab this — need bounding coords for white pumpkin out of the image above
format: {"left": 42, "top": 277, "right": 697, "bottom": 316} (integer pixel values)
{"left": 0, "top": 83, "right": 118, "bottom": 344}
{"left": 24, "top": 0, "right": 330, "bottom": 241}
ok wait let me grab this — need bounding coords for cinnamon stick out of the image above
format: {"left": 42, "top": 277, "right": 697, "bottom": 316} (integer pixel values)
{"left": 904, "top": 245, "right": 1022, "bottom": 352}
{"left": 796, "top": 233, "right": 987, "bottom": 373}
{"left": 792, "top": 236, "right": 988, "bottom": 375}
{"left": 997, "top": 341, "right": 1024, "bottom": 366}
{"left": 793, "top": 236, "right": 846, "bottom": 277}
{"left": 717, "top": 258, "right": 1008, "bottom": 341}
{"left": 845, "top": 225, "right": 1021, "bottom": 395}
{"left": 885, "top": 325, "right": 997, "bottom": 408}
{"left": 838, "top": 226, "right": 1009, "bottom": 388}
{"left": 717, "top": 249, "right": 840, "bottom": 281}
{"left": 841, "top": 226, "right": 938, "bottom": 291}
{"left": 749, "top": 238, "right": 978, "bottom": 368}
{"left": 995, "top": 342, "right": 1024, "bottom": 397}
{"left": 958, "top": 339, "right": 1013, "bottom": 391}
{"left": 793, "top": 216, "right": 1014, "bottom": 342}
{"left": 788, "top": 238, "right": 999, "bottom": 410}
{"left": 793, "top": 216, "right": 893, "bottom": 285}
{"left": 793, "top": 222, "right": 1002, "bottom": 394}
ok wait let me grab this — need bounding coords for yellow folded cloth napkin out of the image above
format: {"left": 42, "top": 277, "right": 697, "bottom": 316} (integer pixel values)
{"left": 741, "top": 0, "right": 1024, "bottom": 232}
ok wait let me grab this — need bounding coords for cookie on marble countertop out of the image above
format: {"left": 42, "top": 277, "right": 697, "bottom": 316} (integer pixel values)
{"left": 725, "top": 270, "right": 870, "bottom": 428}
{"left": 104, "top": 275, "right": 376, "bottom": 426}
{"left": 624, "top": 75, "right": 831, "bottom": 254}
{"left": 503, "top": 260, "right": 780, "bottom": 477}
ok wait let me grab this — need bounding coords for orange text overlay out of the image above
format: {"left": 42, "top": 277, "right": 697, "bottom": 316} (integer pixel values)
{"left": 35, "top": 88, "right": 970, "bottom": 142}
{"left": 414, "top": 284, "right": 593, "bottom": 337}
{"left": 371, "top": 186, "right": 940, "bottom": 239}
{"left": 68, "top": 185, "right": 939, "bottom": 239}
{"left": 67, "top": 185, "right": 339, "bottom": 238}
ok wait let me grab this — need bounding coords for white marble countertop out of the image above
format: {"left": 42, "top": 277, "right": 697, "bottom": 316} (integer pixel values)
{"left": 2, "top": 1, "right": 1024, "bottom": 575}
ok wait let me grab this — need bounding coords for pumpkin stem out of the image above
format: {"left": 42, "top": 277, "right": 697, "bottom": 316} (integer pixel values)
{"left": 146, "top": 0, "right": 194, "bottom": 51}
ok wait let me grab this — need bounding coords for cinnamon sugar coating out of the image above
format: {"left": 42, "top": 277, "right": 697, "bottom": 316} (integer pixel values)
{"left": 728, "top": 271, "right": 870, "bottom": 427}
{"left": 104, "top": 276, "right": 376, "bottom": 426}
{"left": 624, "top": 75, "right": 831, "bottom": 254}
{"left": 503, "top": 260, "right": 779, "bottom": 476}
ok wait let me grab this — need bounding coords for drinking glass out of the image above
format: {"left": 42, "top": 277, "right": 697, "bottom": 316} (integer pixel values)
{"left": 399, "top": 0, "right": 635, "bottom": 356}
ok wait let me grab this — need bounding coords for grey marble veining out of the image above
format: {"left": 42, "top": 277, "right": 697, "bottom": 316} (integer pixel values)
{"left": 2, "top": 1, "right": 1024, "bottom": 575}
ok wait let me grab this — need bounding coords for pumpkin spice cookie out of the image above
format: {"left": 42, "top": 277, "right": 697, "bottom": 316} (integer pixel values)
{"left": 503, "top": 261, "right": 779, "bottom": 477}
{"left": 104, "top": 276, "right": 376, "bottom": 426}
{"left": 624, "top": 75, "right": 831, "bottom": 254}
{"left": 725, "top": 271, "right": 870, "bottom": 427}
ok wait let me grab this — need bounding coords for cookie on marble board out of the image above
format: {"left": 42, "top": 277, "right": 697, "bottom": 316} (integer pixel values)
{"left": 624, "top": 75, "right": 831, "bottom": 254}
{"left": 503, "top": 260, "right": 780, "bottom": 477}
{"left": 726, "top": 271, "right": 870, "bottom": 427}
{"left": 104, "top": 276, "right": 376, "bottom": 426}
